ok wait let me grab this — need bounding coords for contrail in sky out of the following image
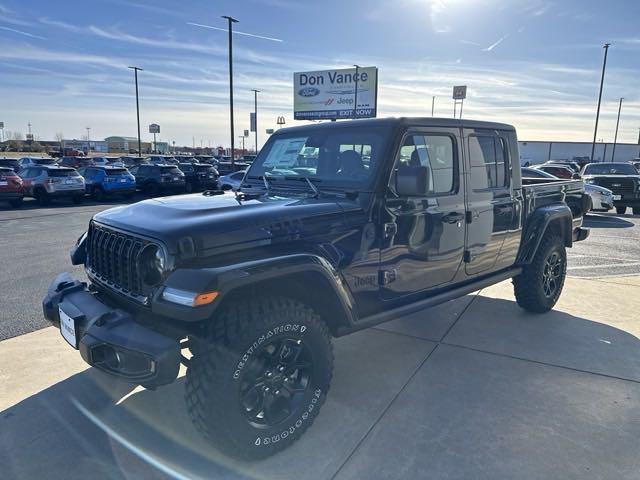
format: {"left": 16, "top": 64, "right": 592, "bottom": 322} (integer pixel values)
{"left": 187, "top": 22, "right": 283, "bottom": 43}
{"left": 483, "top": 34, "right": 509, "bottom": 52}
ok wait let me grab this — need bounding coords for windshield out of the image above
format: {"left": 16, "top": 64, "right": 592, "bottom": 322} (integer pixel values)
{"left": 583, "top": 163, "right": 637, "bottom": 175}
{"left": 247, "top": 126, "right": 390, "bottom": 189}
{"left": 160, "top": 166, "right": 181, "bottom": 174}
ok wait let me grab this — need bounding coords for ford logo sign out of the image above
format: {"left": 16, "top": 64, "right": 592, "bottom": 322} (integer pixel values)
{"left": 298, "top": 87, "right": 320, "bottom": 97}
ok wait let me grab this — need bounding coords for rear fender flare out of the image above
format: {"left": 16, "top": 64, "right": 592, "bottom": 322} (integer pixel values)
{"left": 517, "top": 205, "right": 573, "bottom": 264}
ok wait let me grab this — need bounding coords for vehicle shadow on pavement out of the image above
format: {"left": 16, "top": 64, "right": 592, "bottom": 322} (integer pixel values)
{"left": 2, "top": 297, "right": 640, "bottom": 480}
{"left": 583, "top": 214, "right": 635, "bottom": 229}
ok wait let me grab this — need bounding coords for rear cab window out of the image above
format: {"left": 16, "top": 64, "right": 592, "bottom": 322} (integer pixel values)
{"left": 48, "top": 168, "right": 80, "bottom": 177}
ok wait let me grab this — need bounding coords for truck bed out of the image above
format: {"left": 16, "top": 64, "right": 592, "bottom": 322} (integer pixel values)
{"left": 522, "top": 177, "right": 587, "bottom": 230}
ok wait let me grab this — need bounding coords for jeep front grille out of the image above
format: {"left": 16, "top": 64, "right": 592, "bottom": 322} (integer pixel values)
{"left": 87, "top": 223, "right": 150, "bottom": 298}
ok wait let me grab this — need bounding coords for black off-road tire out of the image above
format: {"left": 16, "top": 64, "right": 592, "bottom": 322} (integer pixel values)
{"left": 185, "top": 296, "right": 333, "bottom": 460}
{"left": 513, "top": 234, "right": 567, "bottom": 313}
{"left": 616, "top": 206, "right": 627, "bottom": 215}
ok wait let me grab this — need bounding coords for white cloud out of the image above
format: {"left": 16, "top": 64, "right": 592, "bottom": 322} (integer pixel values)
{"left": 0, "top": 26, "right": 46, "bottom": 40}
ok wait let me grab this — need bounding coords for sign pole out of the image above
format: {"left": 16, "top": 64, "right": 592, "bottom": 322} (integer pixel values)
{"left": 353, "top": 64, "right": 360, "bottom": 119}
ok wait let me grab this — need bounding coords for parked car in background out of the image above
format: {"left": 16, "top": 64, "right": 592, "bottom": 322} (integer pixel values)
{"left": 59, "top": 156, "right": 95, "bottom": 169}
{"left": 533, "top": 164, "right": 579, "bottom": 179}
{"left": 19, "top": 165, "right": 85, "bottom": 205}
{"left": 523, "top": 167, "right": 611, "bottom": 213}
{"left": 0, "top": 157, "right": 20, "bottom": 172}
{"left": 216, "top": 161, "right": 250, "bottom": 176}
{"left": 582, "top": 162, "right": 640, "bottom": 215}
{"left": 0, "top": 166, "right": 24, "bottom": 207}
{"left": 521, "top": 167, "right": 557, "bottom": 179}
{"left": 629, "top": 158, "right": 640, "bottom": 172}
{"left": 18, "top": 157, "right": 57, "bottom": 169}
{"left": 585, "top": 184, "right": 614, "bottom": 212}
{"left": 177, "top": 163, "right": 219, "bottom": 192}
{"left": 147, "top": 155, "right": 178, "bottom": 165}
{"left": 218, "top": 170, "right": 246, "bottom": 191}
{"left": 240, "top": 154, "right": 257, "bottom": 163}
{"left": 196, "top": 155, "right": 217, "bottom": 164}
{"left": 120, "top": 156, "right": 149, "bottom": 169}
{"left": 174, "top": 155, "right": 196, "bottom": 163}
{"left": 77, "top": 166, "right": 136, "bottom": 201}
{"left": 543, "top": 160, "right": 581, "bottom": 172}
{"left": 92, "top": 156, "right": 123, "bottom": 167}
{"left": 129, "top": 164, "right": 185, "bottom": 195}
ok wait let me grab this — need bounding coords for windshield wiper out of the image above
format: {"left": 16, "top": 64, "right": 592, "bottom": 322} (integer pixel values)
{"left": 283, "top": 176, "right": 322, "bottom": 198}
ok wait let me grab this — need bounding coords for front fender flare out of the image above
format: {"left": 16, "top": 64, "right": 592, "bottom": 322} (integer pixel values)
{"left": 152, "top": 254, "right": 358, "bottom": 329}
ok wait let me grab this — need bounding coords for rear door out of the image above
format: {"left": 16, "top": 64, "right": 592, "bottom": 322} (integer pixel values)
{"left": 464, "top": 129, "right": 514, "bottom": 275}
{"left": 379, "top": 127, "right": 466, "bottom": 300}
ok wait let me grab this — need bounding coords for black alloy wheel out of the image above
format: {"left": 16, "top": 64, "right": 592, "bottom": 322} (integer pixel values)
{"left": 239, "top": 337, "right": 313, "bottom": 427}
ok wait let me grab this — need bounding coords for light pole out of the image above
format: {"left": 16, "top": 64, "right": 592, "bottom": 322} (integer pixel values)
{"left": 353, "top": 64, "right": 360, "bottom": 119}
{"left": 222, "top": 15, "right": 239, "bottom": 165}
{"left": 128, "top": 66, "right": 143, "bottom": 157}
{"left": 612, "top": 97, "right": 623, "bottom": 162}
{"left": 86, "top": 127, "right": 91, "bottom": 154}
{"left": 590, "top": 43, "right": 610, "bottom": 162}
{"left": 431, "top": 96, "right": 435, "bottom": 117}
{"left": 250, "top": 89, "right": 260, "bottom": 153}
{"left": 238, "top": 135, "right": 245, "bottom": 155}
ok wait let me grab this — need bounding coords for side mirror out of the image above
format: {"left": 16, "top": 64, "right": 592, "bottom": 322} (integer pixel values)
{"left": 395, "top": 165, "right": 430, "bottom": 196}
{"left": 572, "top": 172, "right": 581, "bottom": 180}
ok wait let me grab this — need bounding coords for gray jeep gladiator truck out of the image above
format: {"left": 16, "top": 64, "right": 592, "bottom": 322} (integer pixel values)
{"left": 43, "top": 117, "right": 590, "bottom": 459}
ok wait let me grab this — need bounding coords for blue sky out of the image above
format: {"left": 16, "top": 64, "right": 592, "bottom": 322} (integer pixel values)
{"left": 1, "top": 0, "right": 639, "bottom": 147}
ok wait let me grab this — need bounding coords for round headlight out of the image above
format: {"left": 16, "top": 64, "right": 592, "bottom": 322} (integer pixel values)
{"left": 139, "top": 244, "right": 166, "bottom": 286}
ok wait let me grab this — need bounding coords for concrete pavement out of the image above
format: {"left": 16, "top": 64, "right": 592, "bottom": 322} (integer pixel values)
{"left": 1, "top": 276, "right": 640, "bottom": 479}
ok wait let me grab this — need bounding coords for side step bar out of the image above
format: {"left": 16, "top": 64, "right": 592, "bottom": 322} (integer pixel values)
{"left": 338, "top": 267, "right": 522, "bottom": 335}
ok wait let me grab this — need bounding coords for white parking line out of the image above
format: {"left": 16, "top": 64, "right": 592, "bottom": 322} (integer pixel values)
{"left": 567, "top": 262, "right": 640, "bottom": 271}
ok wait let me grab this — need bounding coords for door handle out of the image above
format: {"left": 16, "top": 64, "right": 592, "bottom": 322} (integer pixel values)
{"left": 442, "top": 212, "right": 465, "bottom": 224}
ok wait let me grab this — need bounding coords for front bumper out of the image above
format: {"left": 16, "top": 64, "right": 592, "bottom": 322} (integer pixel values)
{"left": 42, "top": 272, "right": 181, "bottom": 387}
{"left": 573, "top": 226, "right": 590, "bottom": 242}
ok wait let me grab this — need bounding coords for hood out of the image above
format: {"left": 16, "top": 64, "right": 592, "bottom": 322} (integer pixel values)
{"left": 93, "top": 192, "right": 346, "bottom": 255}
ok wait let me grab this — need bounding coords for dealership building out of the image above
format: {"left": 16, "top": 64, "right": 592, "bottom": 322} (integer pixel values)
{"left": 518, "top": 140, "right": 640, "bottom": 165}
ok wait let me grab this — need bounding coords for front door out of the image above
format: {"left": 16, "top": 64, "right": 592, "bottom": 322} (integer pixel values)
{"left": 464, "top": 129, "right": 514, "bottom": 275}
{"left": 380, "top": 128, "right": 466, "bottom": 301}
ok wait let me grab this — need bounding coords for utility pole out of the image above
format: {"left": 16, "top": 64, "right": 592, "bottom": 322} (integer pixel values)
{"left": 238, "top": 135, "right": 245, "bottom": 155}
{"left": 250, "top": 89, "right": 260, "bottom": 153}
{"left": 612, "top": 97, "right": 623, "bottom": 162}
{"left": 431, "top": 96, "right": 435, "bottom": 117}
{"left": 222, "top": 15, "right": 239, "bottom": 165}
{"left": 128, "top": 66, "right": 143, "bottom": 157}
{"left": 353, "top": 64, "right": 360, "bottom": 119}
{"left": 590, "top": 43, "right": 610, "bottom": 162}
{"left": 86, "top": 127, "right": 91, "bottom": 153}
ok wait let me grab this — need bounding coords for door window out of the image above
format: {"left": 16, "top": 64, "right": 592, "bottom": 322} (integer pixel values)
{"left": 468, "top": 135, "right": 508, "bottom": 190}
{"left": 393, "top": 134, "right": 455, "bottom": 195}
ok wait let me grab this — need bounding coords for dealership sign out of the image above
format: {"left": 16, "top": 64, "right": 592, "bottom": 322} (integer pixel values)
{"left": 293, "top": 67, "right": 378, "bottom": 120}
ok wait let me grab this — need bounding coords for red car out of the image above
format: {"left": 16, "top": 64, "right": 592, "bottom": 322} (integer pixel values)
{"left": 0, "top": 166, "right": 24, "bottom": 207}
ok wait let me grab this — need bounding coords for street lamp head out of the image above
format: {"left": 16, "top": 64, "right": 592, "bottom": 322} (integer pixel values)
{"left": 603, "top": 43, "right": 611, "bottom": 49}
{"left": 222, "top": 15, "right": 239, "bottom": 23}
{"left": 128, "top": 66, "right": 144, "bottom": 71}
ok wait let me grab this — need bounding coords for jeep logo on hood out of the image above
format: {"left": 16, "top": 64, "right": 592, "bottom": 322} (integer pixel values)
{"left": 298, "top": 87, "right": 320, "bottom": 97}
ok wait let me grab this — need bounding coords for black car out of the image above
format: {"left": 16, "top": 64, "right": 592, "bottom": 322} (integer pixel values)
{"left": 0, "top": 157, "right": 20, "bottom": 173}
{"left": 129, "top": 163, "right": 186, "bottom": 195}
{"left": 120, "top": 156, "right": 149, "bottom": 169}
{"left": 44, "top": 117, "right": 591, "bottom": 460}
{"left": 177, "top": 163, "right": 219, "bottom": 192}
{"left": 521, "top": 167, "right": 557, "bottom": 179}
{"left": 216, "top": 161, "right": 250, "bottom": 176}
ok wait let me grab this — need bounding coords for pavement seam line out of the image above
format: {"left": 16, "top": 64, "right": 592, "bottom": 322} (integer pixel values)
{"left": 440, "top": 341, "right": 640, "bottom": 385}
{"left": 329, "top": 343, "right": 441, "bottom": 480}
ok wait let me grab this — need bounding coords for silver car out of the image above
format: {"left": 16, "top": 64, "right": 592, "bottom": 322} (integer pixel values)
{"left": 218, "top": 170, "right": 246, "bottom": 191}
{"left": 585, "top": 183, "right": 614, "bottom": 212}
{"left": 19, "top": 165, "right": 85, "bottom": 205}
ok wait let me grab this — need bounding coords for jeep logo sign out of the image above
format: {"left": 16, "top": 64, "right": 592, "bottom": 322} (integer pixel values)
{"left": 293, "top": 66, "right": 378, "bottom": 121}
